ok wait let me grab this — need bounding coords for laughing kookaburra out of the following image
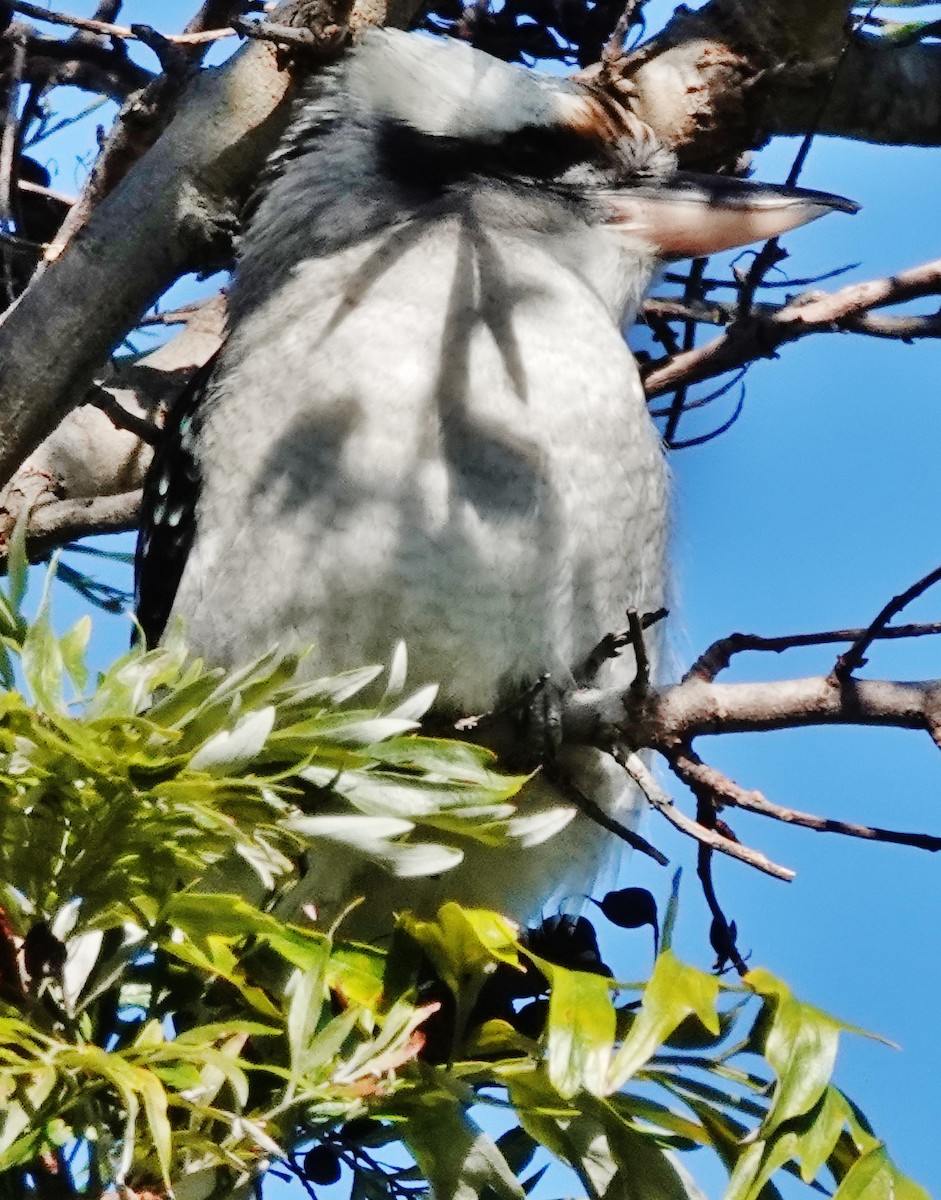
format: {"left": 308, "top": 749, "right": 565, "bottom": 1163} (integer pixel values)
{"left": 136, "top": 29, "right": 856, "bottom": 926}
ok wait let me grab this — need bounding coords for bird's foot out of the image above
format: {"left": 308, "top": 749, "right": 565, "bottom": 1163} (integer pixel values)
{"left": 517, "top": 675, "right": 566, "bottom": 769}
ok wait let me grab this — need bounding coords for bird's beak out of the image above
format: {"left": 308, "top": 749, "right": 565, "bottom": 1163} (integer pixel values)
{"left": 599, "top": 174, "right": 859, "bottom": 258}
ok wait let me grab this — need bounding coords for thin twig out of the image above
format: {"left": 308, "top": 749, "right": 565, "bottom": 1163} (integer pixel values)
{"left": 686, "top": 620, "right": 941, "bottom": 683}
{"left": 733, "top": 4, "right": 873, "bottom": 318}
{"left": 548, "top": 761, "right": 670, "bottom": 866}
{"left": 601, "top": 0, "right": 644, "bottom": 66}
{"left": 670, "top": 748, "right": 941, "bottom": 853}
{"left": 663, "top": 256, "right": 706, "bottom": 446}
{"left": 664, "top": 385, "right": 745, "bottom": 450}
{"left": 87, "top": 385, "right": 161, "bottom": 445}
{"left": 642, "top": 257, "right": 941, "bottom": 398}
{"left": 3, "top": 0, "right": 137, "bottom": 39}
{"left": 573, "top": 607, "right": 667, "bottom": 686}
{"left": 617, "top": 751, "right": 795, "bottom": 880}
{"left": 627, "top": 608, "right": 651, "bottom": 693}
{"left": 1, "top": 3, "right": 324, "bottom": 53}
{"left": 835, "top": 564, "right": 941, "bottom": 679}
{"left": 647, "top": 370, "right": 745, "bottom": 420}
{"left": 644, "top": 292, "right": 941, "bottom": 345}
{"left": 661, "top": 262, "right": 859, "bottom": 292}
{"left": 695, "top": 840, "right": 748, "bottom": 976}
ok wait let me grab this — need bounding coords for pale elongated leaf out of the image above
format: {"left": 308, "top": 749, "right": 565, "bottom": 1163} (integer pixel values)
{"left": 286, "top": 813, "right": 465, "bottom": 876}
{"left": 506, "top": 804, "right": 576, "bottom": 847}
{"left": 61, "top": 928, "right": 104, "bottom": 1010}
{"left": 374, "top": 840, "right": 465, "bottom": 876}
{"left": 383, "top": 640, "right": 409, "bottom": 700}
{"left": 386, "top": 682, "right": 439, "bottom": 722}
{"left": 287, "top": 815, "right": 415, "bottom": 841}
{"left": 189, "top": 706, "right": 276, "bottom": 773}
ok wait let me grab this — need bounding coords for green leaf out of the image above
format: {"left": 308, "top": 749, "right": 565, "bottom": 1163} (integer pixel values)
{"left": 400, "top": 904, "right": 522, "bottom": 1002}
{"left": 745, "top": 969, "right": 841, "bottom": 1135}
{"left": 607, "top": 1092, "right": 709, "bottom": 1151}
{"left": 19, "top": 568, "right": 64, "bottom": 713}
{"left": 793, "top": 1086, "right": 866, "bottom": 1184}
{"left": 832, "top": 1145, "right": 930, "bottom": 1200}
{"left": 528, "top": 953, "right": 616, "bottom": 1099}
{"left": 661, "top": 868, "right": 683, "bottom": 951}
{"left": 166, "top": 892, "right": 282, "bottom": 941}
{"left": 577, "top": 1099, "right": 708, "bottom": 1200}
{"left": 607, "top": 951, "right": 720, "bottom": 1090}
{"left": 0, "top": 1065, "right": 57, "bottom": 1164}
{"left": 60, "top": 615, "right": 91, "bottom": 693}
{"left": 137, "top": 1067, "right": 172, "bottom": 1187}
{"left": 285, "top": 946, "right": 329, "bottom": 1077}
{"left": 327, "top": 943, "right": 386, "bottom": 1008}
{"left": 188, "top": 705, "right": 276, "bottom": 774}
{"left": 401, "top": 1088, "right": 525, "bottom": 1200}
{"left": 6, "top": 506, "right": 29, "bottom": 614}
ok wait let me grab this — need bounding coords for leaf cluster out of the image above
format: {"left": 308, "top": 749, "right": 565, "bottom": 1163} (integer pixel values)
{"left": 0, "top": 554, "right": 927, "bottom": 1200}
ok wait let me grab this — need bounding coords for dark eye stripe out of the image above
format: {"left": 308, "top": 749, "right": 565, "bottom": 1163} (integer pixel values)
{"left": 377, "top": 116, "right": 604, "bottom": 194}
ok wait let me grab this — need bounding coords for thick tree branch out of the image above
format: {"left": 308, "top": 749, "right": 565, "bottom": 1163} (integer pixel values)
{"left": 23, "top": 489, "right": 141, "bottom": 558}
{"left": 598, "top": 0, "right": 941, "bottom": 171}
{"left": 0, "top": 294, "right": 226, "bottom": 564}
{"left": 557, "top": 599, "right": 941, "bottom": 883}
{"left": 0, "top": 0, "right": 427, "bottom": 492}
{"left": 645, "top": 674, "right": 941, "bottom": 744}
{"left": 773, "top": 33, "right": 941, "bottom": 148}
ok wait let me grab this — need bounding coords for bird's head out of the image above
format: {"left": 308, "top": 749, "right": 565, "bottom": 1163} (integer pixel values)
{"left": 241, "top": 30, "right": 857, "bottom": 318}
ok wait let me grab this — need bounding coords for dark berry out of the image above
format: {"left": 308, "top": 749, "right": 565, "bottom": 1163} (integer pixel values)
{"left": 302, "top": 1145, "right": 342, "bottom": 1185}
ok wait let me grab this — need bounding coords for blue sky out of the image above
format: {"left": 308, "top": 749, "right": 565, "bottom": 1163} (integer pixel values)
{"left": 13, "top": 1, "right": 941, "bottom": 1194}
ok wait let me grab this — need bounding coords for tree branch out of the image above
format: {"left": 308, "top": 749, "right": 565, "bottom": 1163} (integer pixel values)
{"left": 0, "top": 1, "right": 359, "bottom": 490}
{"left": 558, "top": 590, "right": 941, "bottom": 881}
{"left": 23, "top": 489, "right": 141, "bottom": 558}
{"left": 642, "top": 257, "right": 941, "bottom": 398}
{"left": 1, "top": 20, "right": 153, "bottom": 100}
{"left": 0, "top": 293, "right": 226, "bottom": 564}
{"left": 669, "top": 746, "right": 941, "bottom": 853}
{"left": 618, "top": 750, "right": 796, "bottom": 880}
